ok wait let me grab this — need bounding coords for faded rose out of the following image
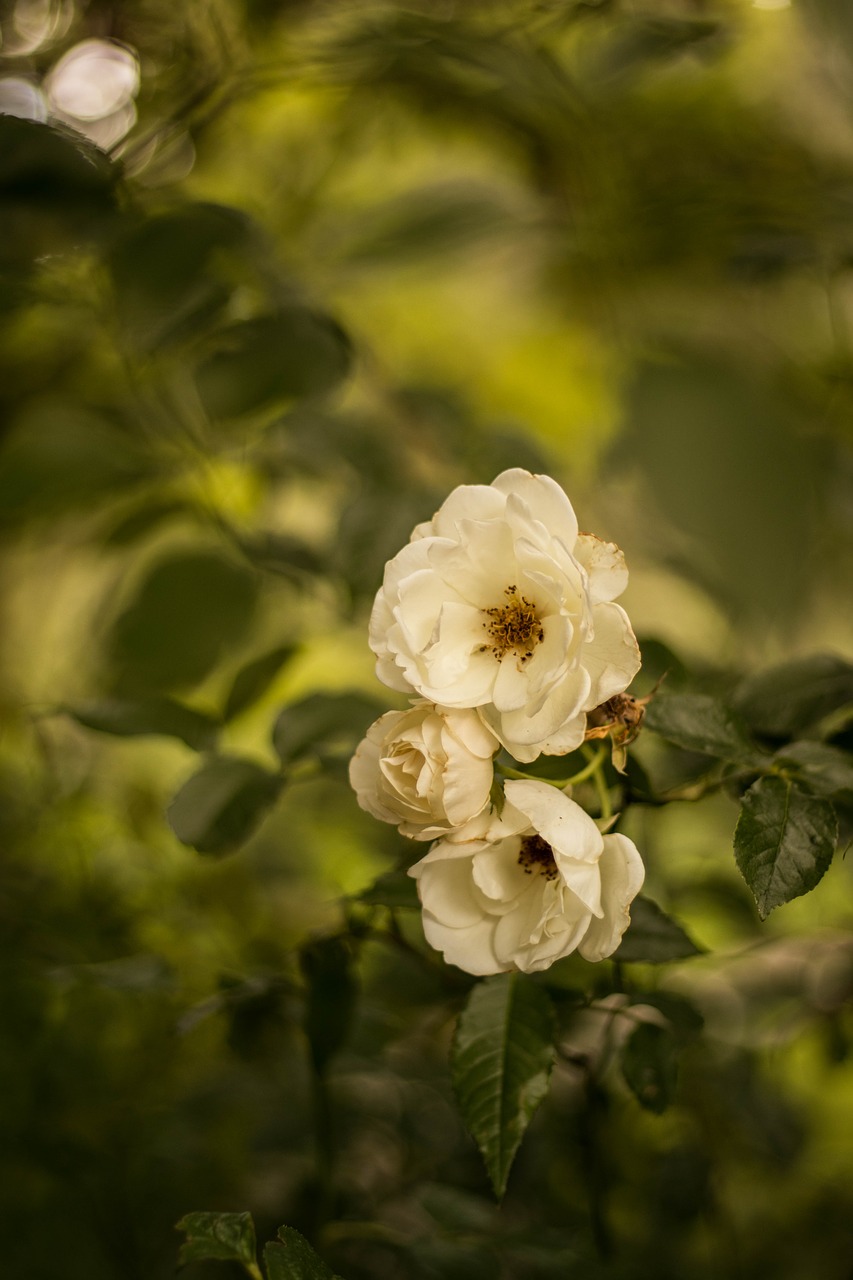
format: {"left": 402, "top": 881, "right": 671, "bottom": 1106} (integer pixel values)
{"left": 349, "top": 703, "right": 503, "bottom": 841}
{"left": 409, "top": 779, "right": 645, "bottom": 975}
{"left": 369, "top": 469, "right": 640, "bottom": 763}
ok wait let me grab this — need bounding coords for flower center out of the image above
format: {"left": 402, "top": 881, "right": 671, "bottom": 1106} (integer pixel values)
{"left": 517, "top": 833, "right": 559, "bottom": 880}
{"left": 481, "top": 585, "right": 544, "bottom": 663}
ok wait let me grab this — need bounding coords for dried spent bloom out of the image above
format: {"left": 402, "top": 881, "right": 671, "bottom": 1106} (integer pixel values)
{"left": 409, "top": 779, "right": 645, "bottom": 975}
{"left": 369, "top": 469, "right": 640, "bottom": 763}
{"left": 349, "top": 703, "right": 504, "bottom": 841}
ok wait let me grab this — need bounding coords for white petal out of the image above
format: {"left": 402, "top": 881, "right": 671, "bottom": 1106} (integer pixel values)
{"left": 574, "top": 533, "right": 629, "bottom": 603}
{"left": 428, "top": 483, "right": 508, "bottom": 539}
{"left": 578, "top": 834, "right": 645, "bottom": 962}
{"left": 503, "top": 780, "right": 603, "bottom": 863}
{"left": 412, "top": 855, "right": 485, "bottom": 928}
{"left": 582, "top": 602, "right": 641, "bottom": 709}
{"left": 421, "top": 911, "right": 506, "bottom": 976}
{"left": 471, "top": 839, "right": 529, "bottom": 907}
{"left": 492, "top": 470, "right": 579, "bottom": 548}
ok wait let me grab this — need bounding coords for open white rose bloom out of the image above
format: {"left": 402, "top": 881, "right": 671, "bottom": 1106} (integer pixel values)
{"left": 410, "top": 781, "right": 645, "bottom": 975}
{"left": 349, "top": 703, "right": 501, "bottom": 841}
{"left": 369, "top": 468, "right": 640, "bottom": 762}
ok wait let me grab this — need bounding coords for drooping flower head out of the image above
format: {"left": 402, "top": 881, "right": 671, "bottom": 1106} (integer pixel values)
{"left": 410, "top": 780, "right": 645, "bottom": 975}
{"left": 369, "top": 469, "right": 640, "bottom": 762}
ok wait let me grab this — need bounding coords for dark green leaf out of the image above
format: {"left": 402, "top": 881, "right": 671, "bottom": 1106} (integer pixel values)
{"left": 66, "top": 696, "right": 219, "bottom": 751}
{"left": 0, "top": 117, "right": 117, "bottom": 271}
{"left": 224, "top": 646, "right": 297, "bottom": 721}
{"left": 355, "top": 866, "right": 421, "bottom": 910}
{"left": 176, "top": 1210, "right": 258, "bottom": 1270}
{"left": 196, "top": 309, "right": 351, "bottom": 419}
{"left": 167, "top": 756, "right": 282, "bottom": 855}
{"left": 452, "top": 972, "right": 556, "bottom": 1198}
{"left": 644, "top": 692, "right": 760, "bottom": 763}
{"left": 621, "top": 1022, "right": 679, "bottom": 1114}
{"left": 734, "top": 776, "right": 838, "bottom": 918}
{"left": 614, "top": 896, "right": 703, "bottom": 963}
{"left": 263, "top": 1226, "right": 340, "bottom": 1280}
{"left": 733, "top": 654, "right": 853, "bottom": 740}
{"left": 629, "top": 992, "right": 704, "bottom": 1038}
{"left": 774, "top": 740, "right": 853, "bottom": 800}
{"left": 106, "top": 548, "right": 260, "bottom": 695}
{"left": 300, "top": 937, "right": 357, "bottom": 1076}
{"left": 108, "top": 203, "right": 255, "bottom": 349}
{"left": 272, "top": 691, "right": 386, "bottom": 768}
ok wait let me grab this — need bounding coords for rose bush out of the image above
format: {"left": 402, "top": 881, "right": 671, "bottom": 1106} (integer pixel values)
{"left": 349, "top": 702, "right": 503, "bottom": 840}
{"left": 369, "top": 469, "right": 640, "bottom": 762}
{"left": 409, "top": 779, "right": 645, "bottom": 974}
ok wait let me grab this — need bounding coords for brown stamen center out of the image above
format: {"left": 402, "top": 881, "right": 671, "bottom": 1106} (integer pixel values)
{"left": 518, "top": 833, "right": 559, "bottom": 880}
{"left": 481, "top": 585, "right": 544, "bottom": 663}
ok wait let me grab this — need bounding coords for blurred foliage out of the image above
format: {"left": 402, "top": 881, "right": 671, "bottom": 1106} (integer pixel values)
{"left": 1, "top": 0, "right": 852, "bottom": 1278}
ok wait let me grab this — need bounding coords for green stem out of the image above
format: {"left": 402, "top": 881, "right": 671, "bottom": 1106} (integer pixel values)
{"left": 497, "top": 744, "right": 607, "bottom": 790}
{"left": 591, "top": 758, "right": 613, "bottom": 822}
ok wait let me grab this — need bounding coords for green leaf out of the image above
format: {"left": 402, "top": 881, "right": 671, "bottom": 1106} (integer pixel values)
{"left": 66, "top": 697, "right": 219, "bottom": 751}
{"left": 644, "top": 692, "right": 759, "bottom": 763}
{"left": 195, "top": 309, "right": 351, "bottom": 419}
{"left": 733, "top": 654, "right": 853, "bottom": 740}
{"left": 263, "top": 1226, "right": 340, "bottom": 1280}
{"left": 629, "top": 992, "right": 704, "bottom": 1038}
{"left": 224, "top": 646, "right": 297, "bottom": 722}
{"left": 354, "top": 866, "right": 421, "bottom": 909}
{"left": 300, "top": 937, "right": 358, "bottom": 1076}
{"left": 106, "top": 548, "right": 260, "bottom": 695}
{"left": 167, "top": 756, "right": 282, "bottom": 854}
{"left": 613, "top": 896, "right": 703, "bottom": 963}
{"left": 734, "top": 775, "right": 838, "bottom": 918}
{"left": 621, "top": 1022, "right": 679, "bottom": 1114}
{"left": 272, "top": 691, "right": 386, "bottom": 768}
{"left": 0, "top": 117, "right": 117, "bottom": 273}
{"left": 452, "top": 973, "right": 556, "bottom": 1199}
{"left": 107, "top": 203, "right": 255, "bottom": 349}
{"left": 176, "top": 1210, "right": 258, "bottom": 1271}
{"left": 774, "top": 740, "right": 853, "bottom": 800}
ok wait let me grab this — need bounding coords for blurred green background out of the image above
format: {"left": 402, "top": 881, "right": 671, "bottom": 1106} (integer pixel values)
{"left": 1, "top": 0, "right": 852, "bottom": 1277}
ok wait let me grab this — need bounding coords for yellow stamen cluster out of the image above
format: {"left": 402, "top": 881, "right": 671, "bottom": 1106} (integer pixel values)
{"left": 517, "top": 833, "right": 558, "bottom": 880}
{"left": 481, "top": 585, "right": 544, "bottom": 663}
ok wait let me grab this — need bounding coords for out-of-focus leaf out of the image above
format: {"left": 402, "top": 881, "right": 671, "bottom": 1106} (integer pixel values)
{"left": 341, "top": 180, "right": 523, "bottom": 265}
{"left": 452, "top": 973, "right": 555, "bottom": 1198}
{"left": 106, "top": 548, "right": 260, "bottom": 694}
{"left": 334, "top": 483, "right": 439, "bottom": 600}
{"left": 614, "top": 896, "right": 703, "bottom": 963}
{"left": 300, "top": 937, "right": 357, "bottom": 1076}
{"left": 355, "top": 866, "right": 421, "bottom": 910}
{"left": 629, "top": 991, "right": 704, "bottom": 1038}
{"left": 644, "top": 692, "right": 760, "bottom": 763}
{"left": 196, "top": 309, "right": 351, "bottom": 419}
{"left": 598, "top": 16, "right": 724, "bottom": 78}
{"left": 733, "top": 654, "right": 853, "bottom": 741}
{"left": 224, "top": 646, "right": 297, "bottom": 722}
{"left": 238, "top": 532, "right": 325, "bottom": 581}
{"left": 272, "top": 692, "right": 386, "bottom": 768}
{"left": 167, "top": 755, "right": 282, "bottom": 855}
{"left": 102, "top": 498, "right": 195, "bottom": 546}
{"left": 107, "top": 203, "right": 255, "bottom": 349}
{"left": 0, "top": 117, "right": 117, "bottom": 274}
{"left": 264, "top": 1226, "right": 340, "bottom": 1280}
{"left": 0, "top": 400, "right": 152, "bottom": 527}
{"left": 66, "top": 696, "right": 219, "bottom": 751}
{"left": 734, "top": 776, "right": 838, "bottom": 918}
{"left": 176, "top": 1210, "right": 258, "bottom": 1270}
{"left": 621, "top": 1022, "right": 679, "bottom": 1114}
{"left": 774, "top": 740, "right": 853, "bottom": 800}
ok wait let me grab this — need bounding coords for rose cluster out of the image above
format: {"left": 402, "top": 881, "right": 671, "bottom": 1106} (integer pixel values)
{"left": 350, "top": 469, "right": 645, "bottom": 976}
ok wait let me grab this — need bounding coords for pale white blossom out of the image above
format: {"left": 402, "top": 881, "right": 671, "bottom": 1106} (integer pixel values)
{"left": 369, "top": 469, "right": 640, "bottom": 763}
{"left": 409, "top": 779, "right": 645, "bottom": 975}
{"left": 349, "top": 703, "right": 507, "bottom": 840}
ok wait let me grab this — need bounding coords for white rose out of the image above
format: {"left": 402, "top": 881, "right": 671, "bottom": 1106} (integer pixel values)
{"left": 349, "top": 703, "right": 505, "bottom": 840}
{"left": 409, "top": 779, "right": 645, "bottom": 975}
{"left": 369, "top": 468, "right": 640, "bottom": 763}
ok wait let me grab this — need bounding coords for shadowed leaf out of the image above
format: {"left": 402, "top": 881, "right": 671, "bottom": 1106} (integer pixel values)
{"left": 167, "top": 756, "right": 282, "bottom": 854}
{"left": 734, "top": 775, "right": 838, "bottom": 918}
